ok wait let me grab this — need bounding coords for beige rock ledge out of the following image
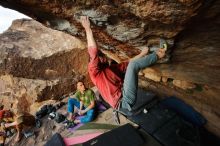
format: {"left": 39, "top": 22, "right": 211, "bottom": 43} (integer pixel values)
{"left": 173, "top": 79, "right": 196, "bottom": 90}
{"left": 142, "top": 68, "right": 162, "bottom": 82}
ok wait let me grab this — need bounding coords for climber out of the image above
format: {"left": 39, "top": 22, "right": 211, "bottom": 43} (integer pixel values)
{"left": 67, "top": 81, "right": 96, "bottom": 124}
{"left": 0, "top": 106, "right": 35, "bottom": 144}
{"left": 80, "top": 16, "right": 167, "bottom": 112}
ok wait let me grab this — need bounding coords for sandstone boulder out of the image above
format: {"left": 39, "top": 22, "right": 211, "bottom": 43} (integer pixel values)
{"left": 0, "top": 19, "right": 89, "bottom": 113}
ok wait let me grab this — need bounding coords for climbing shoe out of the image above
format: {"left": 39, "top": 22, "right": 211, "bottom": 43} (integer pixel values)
{"left": 163, "top": 43, "right": 168, "bottom": 51}
{"left": 160, "top": 38, "right": 168, "bottom": 51}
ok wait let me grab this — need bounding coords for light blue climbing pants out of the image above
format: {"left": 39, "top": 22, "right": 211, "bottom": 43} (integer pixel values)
{"left": 121, "top": 52, "right": 158, "bottom": 111}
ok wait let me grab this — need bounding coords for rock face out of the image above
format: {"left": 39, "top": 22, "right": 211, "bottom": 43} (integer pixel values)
{"left": 0, "top": 0, "right": 220, "bottom": 137}
{"left": 0, "top": 0, "right": 206, "bottom": 62}
{"left": 0, "top": 19, "right": 90, "bottom": 113}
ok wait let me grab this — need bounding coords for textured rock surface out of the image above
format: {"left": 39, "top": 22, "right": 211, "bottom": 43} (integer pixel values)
{"left": 0, "top": 74, "right": 58, "bottom": 113}
{"left": 0, "top": 19, "right": 90, "bottom": 114}
{"left": 0, "top": 0, "right": 220, "bottom": 137}
{"left": 0, "top": 0, "right": 206, "bottom": 63}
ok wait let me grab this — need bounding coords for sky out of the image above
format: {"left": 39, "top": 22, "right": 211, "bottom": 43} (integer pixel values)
{"left": 0, "top": 6, "right": 30, "bottom": 33}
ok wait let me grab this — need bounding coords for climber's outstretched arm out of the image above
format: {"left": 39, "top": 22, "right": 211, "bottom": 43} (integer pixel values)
{"left": 80, "top": 16, "right": 97, "bottom": 49}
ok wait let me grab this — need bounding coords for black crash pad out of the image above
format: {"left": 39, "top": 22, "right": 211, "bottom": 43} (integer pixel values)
{"left": 119, "top": 88, "right": 157, "bottom": 116}
{"left": 153, "top": 116, "right": 200, "bottom": 146}
{"left": 83, "top": 123, "right": 144, "bottom": 146}
{"left": 44, "top": 133, "right": 65, "bottom": 146}
{"left": 132, "top": 88, "right": 157, "bottom": 111}
{"left": 129, "top": 103, "right": 201, "bottom": 146}
{"left": 129, "top": 104, "right": 176, "bottom": 134}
